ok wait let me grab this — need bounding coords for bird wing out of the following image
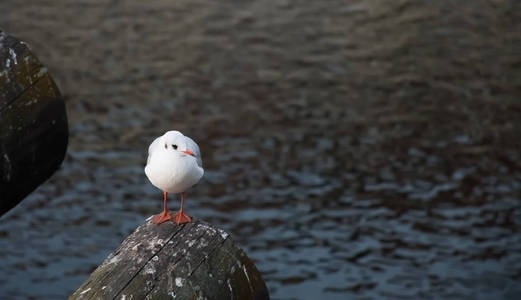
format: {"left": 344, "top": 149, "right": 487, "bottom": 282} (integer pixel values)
{"left": 146, "top": 136, "right": 162, "bottom": 165}
{"left": 185, "top": 136, "right": 203, "bottom": 168}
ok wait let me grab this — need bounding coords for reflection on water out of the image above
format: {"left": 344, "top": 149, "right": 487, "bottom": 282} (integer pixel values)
{"left": 1, "top": 0, "right": 520, "bottom": 299}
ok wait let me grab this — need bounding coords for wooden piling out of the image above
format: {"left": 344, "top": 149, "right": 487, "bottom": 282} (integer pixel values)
{"left": 0, "top": 30, "right": 68, "bottom": 215}
{"left": 69, "top": 218, "right": 269, "bottom": 300}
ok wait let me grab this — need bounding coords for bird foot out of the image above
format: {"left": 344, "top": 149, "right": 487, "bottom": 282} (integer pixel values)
{"left": 151, "top": 210, "right": 173, "bottom": 224}
{"left": 172, "top": 211, "right": 191, "bottom": 224}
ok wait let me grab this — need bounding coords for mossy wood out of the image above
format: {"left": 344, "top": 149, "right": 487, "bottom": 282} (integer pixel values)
{"left": 69, "top": 219, "right": 269, "bottom": 300}
{"left": 0, "top": 30, "right": 68, "bottom": 215}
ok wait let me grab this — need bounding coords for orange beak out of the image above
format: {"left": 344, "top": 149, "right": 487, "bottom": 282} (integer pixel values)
{"left": 183, "top": 149, "right": 195, "bottom": 157}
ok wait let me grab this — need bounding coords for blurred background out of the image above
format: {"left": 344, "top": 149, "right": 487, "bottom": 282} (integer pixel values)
{"left": 1, "top": 0, "right": 520, "bottom": 299}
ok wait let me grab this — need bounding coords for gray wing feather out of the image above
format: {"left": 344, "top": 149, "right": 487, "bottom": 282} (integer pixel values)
{"left": 147, "top": 136, "right": 162, "bottom": 165}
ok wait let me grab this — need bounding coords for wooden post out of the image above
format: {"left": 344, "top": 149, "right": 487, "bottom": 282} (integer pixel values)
{"left": 0, "top": 30, "right": 68, "bottom": 215}
{"left": 69, "top": 218, "right": 270, "bottom": 300}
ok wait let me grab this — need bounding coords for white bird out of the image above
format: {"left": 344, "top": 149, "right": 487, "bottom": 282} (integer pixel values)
{"left": 144, "top": 130, "right": 204, "bottom": 224}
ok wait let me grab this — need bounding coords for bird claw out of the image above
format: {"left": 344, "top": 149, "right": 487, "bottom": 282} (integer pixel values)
{"left": 172, "top": 211, "right": 191, "bottom": 224}
{"left": 151, "top": 211, "right": 173, "bottom": 224}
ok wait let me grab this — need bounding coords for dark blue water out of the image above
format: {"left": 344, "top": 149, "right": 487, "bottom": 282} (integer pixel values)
{"left": 1, "top": 0, "right": 520, "bottom": 299}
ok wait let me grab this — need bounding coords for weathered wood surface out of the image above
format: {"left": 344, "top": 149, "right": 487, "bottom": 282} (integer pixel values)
{"left": 69, "top": 218, "right": 269, "bottom": 300}
{"left": 0, "top": 30, "right": 68, "bottom": 215}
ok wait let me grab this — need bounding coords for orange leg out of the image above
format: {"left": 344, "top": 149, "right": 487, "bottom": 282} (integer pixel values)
{"left": 152, "top": 191, "right": 173, "bottom": 224}
{"left": 172, "top": 192, "right": 191, "bottom": 224}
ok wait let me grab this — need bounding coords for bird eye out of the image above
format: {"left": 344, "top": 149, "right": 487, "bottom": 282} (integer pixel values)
{"left": 164, "top": 144, "right": 167, "bottom": 149}
{"left": 172, "top": 144, "right": 178, "bottom": 150}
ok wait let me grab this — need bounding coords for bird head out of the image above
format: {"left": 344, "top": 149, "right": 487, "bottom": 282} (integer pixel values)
{"left": 162, "top": 131, "right": 196, "bottom": 157}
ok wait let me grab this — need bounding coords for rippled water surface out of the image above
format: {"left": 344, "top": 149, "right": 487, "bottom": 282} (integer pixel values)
{"left": 1, "top": 0, "right": 521, "bottom": 299}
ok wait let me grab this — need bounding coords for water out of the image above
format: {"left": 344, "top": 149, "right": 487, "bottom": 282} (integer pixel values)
{"left": 1, "top": 0, "right": 520, "bottom": 299}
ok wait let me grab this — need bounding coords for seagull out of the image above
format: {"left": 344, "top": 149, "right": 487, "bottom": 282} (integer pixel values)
{"left": 144, "top": 130, "right": 204, "bottom": 224}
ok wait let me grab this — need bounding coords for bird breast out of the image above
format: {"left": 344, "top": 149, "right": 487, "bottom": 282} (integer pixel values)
{"left": 145, "top": 150, "right": 204, "bottom": 193}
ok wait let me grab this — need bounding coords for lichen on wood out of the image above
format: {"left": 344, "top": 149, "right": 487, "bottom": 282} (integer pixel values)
{"left": 69, "top": 218, "right": 269, "bottom": 300}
